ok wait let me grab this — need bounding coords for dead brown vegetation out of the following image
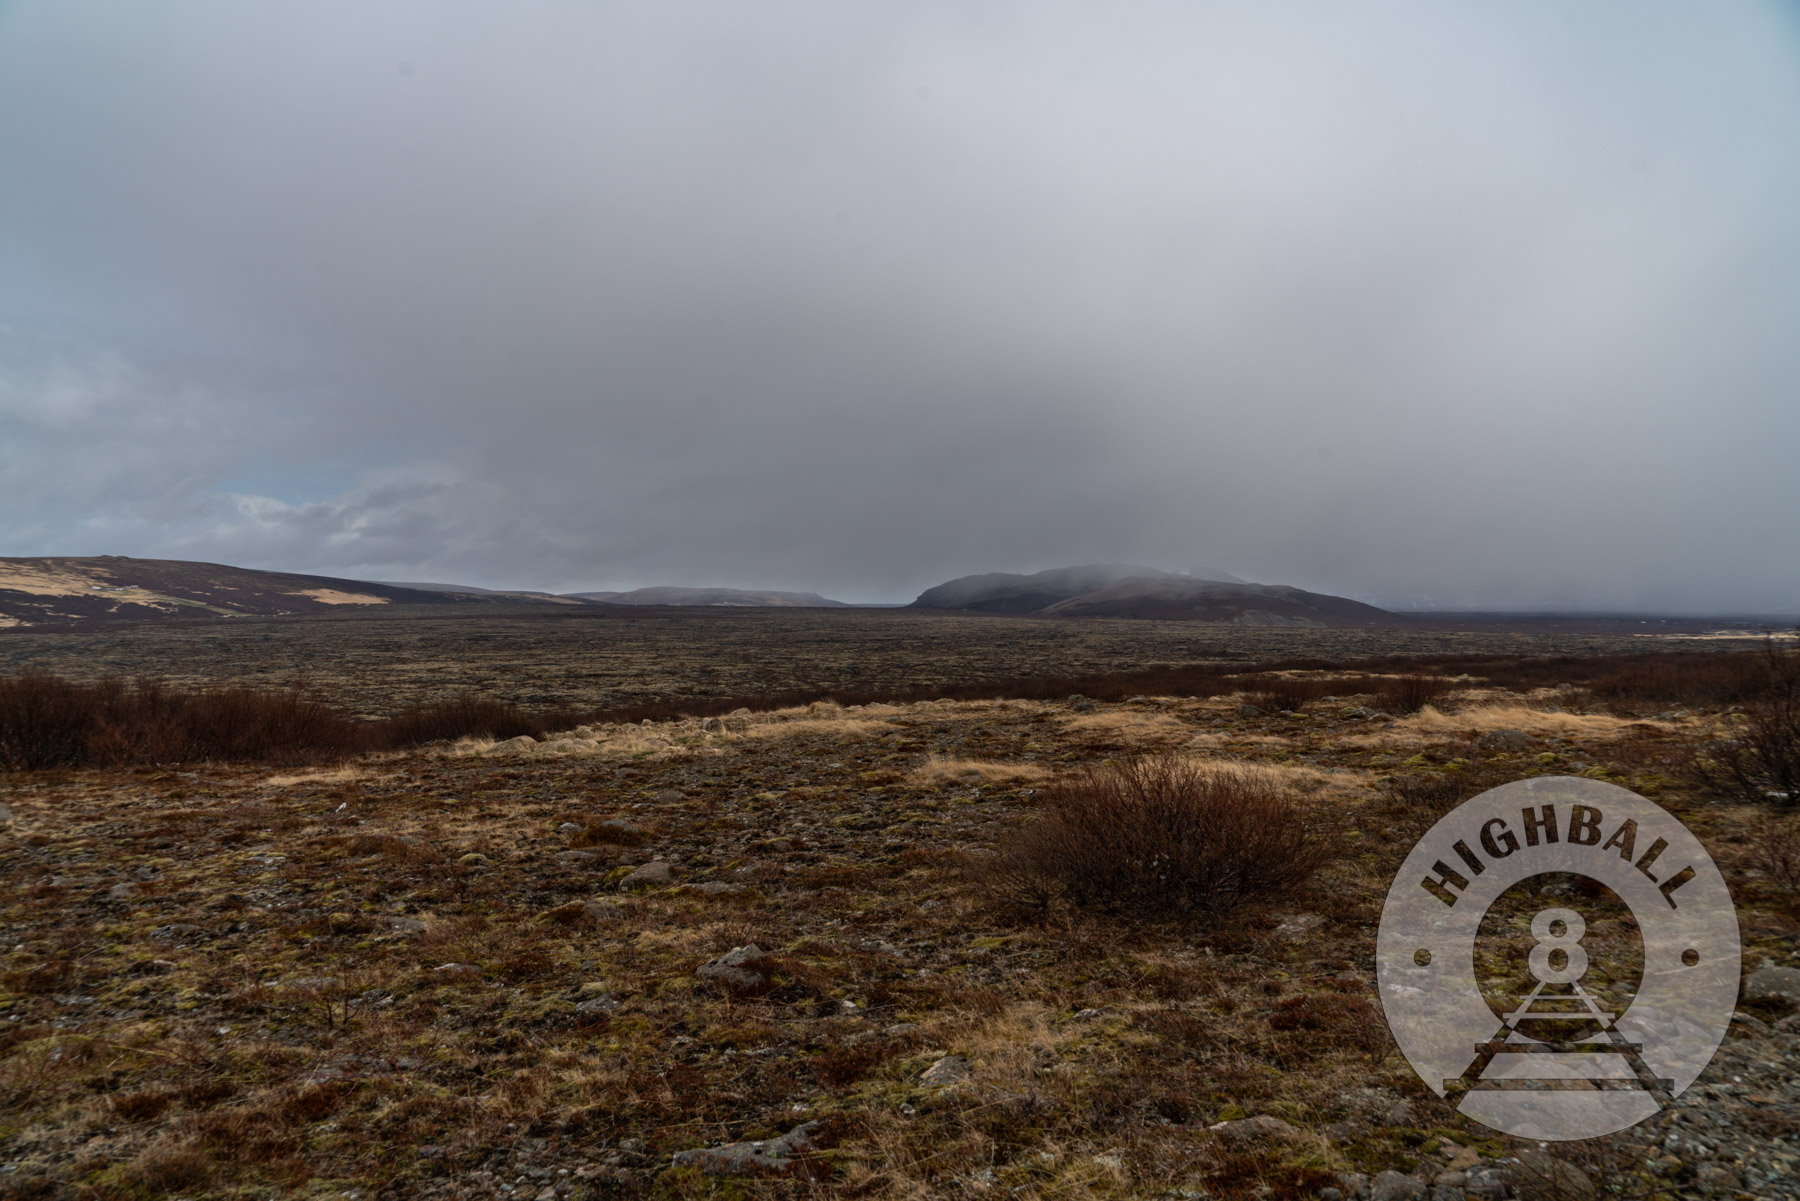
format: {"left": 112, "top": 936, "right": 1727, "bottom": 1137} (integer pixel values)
{"left": 978, "top": 756, "right": 1335, "bottom": 921}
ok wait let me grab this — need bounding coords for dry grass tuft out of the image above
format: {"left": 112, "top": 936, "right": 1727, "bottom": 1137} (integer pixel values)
{"left": 908, "top": 756, "right": 1052, "bottom": 788}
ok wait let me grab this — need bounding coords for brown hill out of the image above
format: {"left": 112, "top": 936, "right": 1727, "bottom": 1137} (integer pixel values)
{"left": 0, "top": 556, "right": 544, "bottom": 628}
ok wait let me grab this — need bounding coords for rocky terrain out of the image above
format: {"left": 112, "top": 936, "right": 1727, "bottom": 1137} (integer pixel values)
{"left": 2, "top": 670, "right": 1796, "bottom": 1199}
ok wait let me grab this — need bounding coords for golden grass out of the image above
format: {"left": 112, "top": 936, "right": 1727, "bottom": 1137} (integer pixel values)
{"left": 907, "top": 756, "right": 1052, "bottom": 788}
{"left": 1059, "top": 710, "right": 1193, "bottom": 744}
{"left": 263, "top": 765, "right": 362, "bottom": 787}
{"left": 1399, "top": 702, "right": 1679, "bottom": 741}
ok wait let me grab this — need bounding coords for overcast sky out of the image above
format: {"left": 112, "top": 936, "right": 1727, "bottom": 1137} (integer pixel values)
{"left": 2, "top": 2, "right": 1798, "bottom": 610}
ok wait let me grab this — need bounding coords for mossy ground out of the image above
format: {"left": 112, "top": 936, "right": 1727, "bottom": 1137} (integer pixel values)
{"left": 2, "top": 679, "right": 1794, "bottom": 1199}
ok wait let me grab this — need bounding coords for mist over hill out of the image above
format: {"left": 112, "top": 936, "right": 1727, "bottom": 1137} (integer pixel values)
{"left": 910, "top": 564, "right": 1392, "bottom": 626}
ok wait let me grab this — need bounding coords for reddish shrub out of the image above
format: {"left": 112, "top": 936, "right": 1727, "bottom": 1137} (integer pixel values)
{"left": 979, "top": 756, "right": 1335, "bottom": 921}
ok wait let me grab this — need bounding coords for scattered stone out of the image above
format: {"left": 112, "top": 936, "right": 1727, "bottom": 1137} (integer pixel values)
{"left": 1743, "top": 961, "right": 1800, "bottom": 1000}
{"left": 620, "top": 860, "right": 674, "bottom": 889}
{"left": 1207, "top": 1114, "right": 1299, "bottom": 1143}
{"left": 1476, "top": 728, "right": 1539, "bottom": 753}
{"left": 555, "top": 850, "right": 599, "bottom": 864}
{"left": 670, "top": 1121, "right": 818, "bottom": 1176}
{"left": 696, "top": 944, "right": 769, "bottom": 989}
{"left": 653, "top": 789, "right": 685, "bottom": 804}
{"left": 108, "top": 882, "right": 138, "bottom": 900}
{"left": 1272, "top": 913, "right": 1322, "bottom": 942}
{"left": 496, "top": 735, "right": 537, "bottom": 752}
{"left": 1067, "top": 695, "right": 1094, "bottom": 712}
{"left": 582, "top": 898, "right": 624, "bottom": 921}
{"left": 575, "top": 993, "right": 620, "bottom": 1014}
{"left": 1508, "top": 1149, "right": 1594, "bottom": 1200}
{"left": 1072, "top": 1008, "right": 1102, "bottom": 1022}
{"left": 0, "top": 802, "right": 12, "bottom": 827}
{"left": 689, "top": 881, "right": 744, "bottom": 895}
{"left": 1369, "top": 1169, "right": 1426, "bottom": 1201}
{"left": 1237, "top": 704, "right": 1263, "bottom": 718}
{"left": 1384, "top": 1099, "right": 1414, "bottom": 1126}
{"left": 431, "top": 962, "right": 482, "bottom": 982}
{"left": 151, "top": 923, "right": 202, "bottom": 942}
{"left": 919, "top": 1055, "right": 971, "bottom": 1087}
{"left": 557, "top": 822, "right": 582, "bottom": 834}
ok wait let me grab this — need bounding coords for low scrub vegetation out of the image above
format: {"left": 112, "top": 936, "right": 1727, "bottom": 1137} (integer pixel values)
{"left": 0, "top": 673, "right": 552, "bottom": 770}
{"left": 1688, "top": 640, "right": 1800, "bottom": 806}
{"left": 979, "top": 755, "right": 1335, "bottom": 921}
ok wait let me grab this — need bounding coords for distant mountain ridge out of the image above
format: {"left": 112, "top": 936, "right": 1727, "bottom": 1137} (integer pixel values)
{"left": 0, "top": 556, "right": 520, "bottom": 628}
{"left": 909, "top": 563, "right": 1392, "bottom": 626}
{"left": 568, "top": 587, "right": 849, "bottom": 608}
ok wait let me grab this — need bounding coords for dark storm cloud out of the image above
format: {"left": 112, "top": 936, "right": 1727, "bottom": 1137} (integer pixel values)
{"left": 2, "top": 2, "right": 1798, "bottom": 609}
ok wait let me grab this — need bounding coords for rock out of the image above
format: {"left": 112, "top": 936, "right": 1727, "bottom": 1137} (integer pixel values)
{"left": 431, "top": 962, "right": 482, "bottom": 982}
{"left": 151, "top": 923, "right": 202, "bottom": 942}
{"left": 1385, "top": 1099, "right": 1414, "bottom": 1126}
{"left": 701, "top": 717, "right": 724, "bottom": 731}
{"left": 1369, "top": 1170, "right": 1426, "bottom": 1201}
{"left": 1743, "top": 961, "right": 1800, "bottom": 1000}
{"left": 582, "top": 898, "right": 624, "bottom": 921}
{"left": 556, "top": 850, "right": 599, "bottom": 865}
{"left": 620, "top": 860, "right": 674, "bottom": 889}
{"left": 653, "top": 789, "right": 685, "bottom": 804}
{"left": 1237, "top": 704, "right": 1263, "bottom": 717}
{"left": 108, "top": 882, "right": 138, "bottom": 900}
{"left": 670, "top": 1120, "right": 818, "bottom": 1176}
{"left": 1067, "top": 695, "right": 1094, "bottom": 712}
{"left": 919, "top": 1055, "right": 971, "bottom": 1087}
{"left": 384, "top": 916, "right": 426, "bottom": 934}
{"left": 558, "top": 822, "right": 582, "bottom": 834}
{"left": 696, "top": 944, "right": 769, "bottom": 989}
{"left": 1336, "top": 1173, "right": 1369, "bottom": 1199}
{"left": 1207, "top": 1114, "right": 1299, "bottom": 1143}
{"left": 1508, "top": 1149, "right": 1594, "bottom": 1200}
{"left": 689, "top": 881, "right": 744, "bottom": 895}
{"left": 1475, "top": 728, "right": 1539, "bottom": 753}
{"left": 575, "top": 993, "right": 620, "bottom": 1013}
{"left": 1272, "top": 913, "right": 1322, "bottom": 942}
{"left": 0, "top": 802, "right": 12, "bottom": 826}
{"left": 496, "top": 735, "right": 537, "bottom": 752}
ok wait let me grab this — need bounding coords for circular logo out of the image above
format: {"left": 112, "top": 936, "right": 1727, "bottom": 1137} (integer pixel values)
{"left": 1375, "top": 776, "right": 1740, "bottom": 1141}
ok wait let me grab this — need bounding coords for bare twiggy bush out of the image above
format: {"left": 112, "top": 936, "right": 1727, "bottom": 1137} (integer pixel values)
{"left": 977, "top": 756, "right": 1335, "bottom": 921}
{"left": 1751, "top": 808, "right": 1800, "bottom": 892}
{"left": 1374, "top": 674, "right": 1455, "bottom": 714}
{"left": 1243, "top": 674, "right": 1334, "bottom": 711}
{"left": 1689, "top": 639, "right": 1800, "bottom": 806}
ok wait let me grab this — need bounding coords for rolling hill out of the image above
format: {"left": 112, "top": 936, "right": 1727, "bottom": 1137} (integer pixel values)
{"left": 0, "top": 557, "right": 533, "bottom": 628}
{"left": 567, "top": 587, "right": 849, "bottom": 607}
{"left": 909, "top": 564, "right": 1392, "bottom": 626}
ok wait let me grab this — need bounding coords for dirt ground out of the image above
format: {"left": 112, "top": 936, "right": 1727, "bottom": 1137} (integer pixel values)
{"left": 3, "top": 665, "right": 1796, "bottom": 1199}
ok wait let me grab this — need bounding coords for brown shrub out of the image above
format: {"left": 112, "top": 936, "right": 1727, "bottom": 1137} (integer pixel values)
{"left": 1688, "top": 640, "right": 1800, "bottom": 806}
{"left": 1374, "top": 675, "right": 1455, "bottom": 715}
{"left": 978, "top": 756, "right": 1335, "bottom": 922}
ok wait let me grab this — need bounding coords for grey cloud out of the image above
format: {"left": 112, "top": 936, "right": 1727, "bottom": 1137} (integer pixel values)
{"left": 1, "top": 2, "right": 1798, "bottom": 608}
